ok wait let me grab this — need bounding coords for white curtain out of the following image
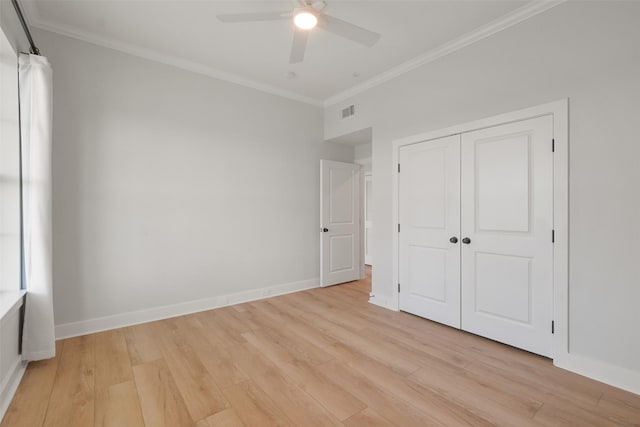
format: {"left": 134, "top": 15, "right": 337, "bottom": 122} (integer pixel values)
{"left": 19, "top": 54, "right": 55, "bottom": 361}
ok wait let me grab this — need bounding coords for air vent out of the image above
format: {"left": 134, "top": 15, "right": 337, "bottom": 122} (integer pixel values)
{"left": 341, "top": 105, "right": 355, "bottom": 119}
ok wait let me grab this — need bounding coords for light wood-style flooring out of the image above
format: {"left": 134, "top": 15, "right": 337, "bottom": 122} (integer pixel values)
{"left": 3, "top": 267, "right": 640, "bottom": 426}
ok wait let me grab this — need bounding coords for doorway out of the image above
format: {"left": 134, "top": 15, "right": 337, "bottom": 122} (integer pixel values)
{"left": 321, "top": 129, "right": 373, "bottom": 287}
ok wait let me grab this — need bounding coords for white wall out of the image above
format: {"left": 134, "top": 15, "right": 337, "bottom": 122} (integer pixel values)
{"left": 34, "top": 29, "right": 353, "bottom": 332}
{"left": 324, "top": 1, "right": 640, "bottom": 378}
{"left": 354, "top": 142, "right": 372, "bottom": 174}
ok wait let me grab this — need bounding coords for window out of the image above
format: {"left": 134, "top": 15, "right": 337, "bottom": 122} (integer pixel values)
{"left": 0, "top": 27, "right": 21, "bottom": 294}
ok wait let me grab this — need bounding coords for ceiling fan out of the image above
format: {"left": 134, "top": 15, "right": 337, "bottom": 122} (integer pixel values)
{"left": 217, "top": 0, "right": 380, "bottom": 64}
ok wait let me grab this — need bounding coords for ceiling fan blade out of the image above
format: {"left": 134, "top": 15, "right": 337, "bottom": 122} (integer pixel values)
{"left": 318, "top": 14, "right": 380, "bottom": 47}
{"left": 217, "top": 11, "right": 292, "bottom": 23}
{"left": 289, "top": 28, "right": 309, "bottom": 64}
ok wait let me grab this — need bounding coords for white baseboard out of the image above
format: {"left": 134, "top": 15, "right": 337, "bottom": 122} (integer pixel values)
{"left": 0, "top": 359, "right": 27, "bottom": 423}
{"left": 554, "top": 353, "right": 640, "bottom": 396}
{"left": 55, "top": 278, "right": 319, "bottom": 339}
{"left": 368, "top": 295, "right": 398, "bottom": 311}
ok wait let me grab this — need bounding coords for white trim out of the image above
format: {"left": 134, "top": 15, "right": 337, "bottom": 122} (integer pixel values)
{"left": 368, "top": 295, "right": 398, "bottom": 312}
{"left": 551, "top": 98, "right": 570, "bottom": 368}
{"left": 29, "top": 21, "right": 322, "bottom": 107}
{"left": 0, "top": 294, "right": 26, "bottom": 422}
{"left": 324, "top": 0, "right": 566, "bottom": 107}
{"left": 363, "top": 173, "right": 373, "bottom": 266}
{"left": 0, "top": 291, "right": 26, "bottom": 323}
{"left": 0, "top": 360, "right": 28, "bottom": 422}
{"left": 55, "top": 278, "right": 319, "bottom": 339}
{"left": 391, "top": 99, "right": 569, "bottom": 362}
{"left": 555, "top": 354, "right": 640, "bottom": 396}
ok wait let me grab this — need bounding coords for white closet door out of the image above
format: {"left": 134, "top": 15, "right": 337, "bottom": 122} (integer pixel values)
{"left": 399, "top": 135, "right": 461, "bottom": 328}
{"left": 461, "top": 116, "right": 554, "bottom": 357}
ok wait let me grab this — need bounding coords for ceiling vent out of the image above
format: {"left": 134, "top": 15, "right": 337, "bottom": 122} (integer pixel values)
{"left": 341, "top": 105, "right": 355, "bottom": 119}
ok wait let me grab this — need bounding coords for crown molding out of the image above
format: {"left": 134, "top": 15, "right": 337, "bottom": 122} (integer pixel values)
{"left": 21, "top": 0, "right": 564, "bottom": 109}
{"left": 323, "top": 0, "right": 567, "bottom": 107}
{"left": 28, "top": 19, "right": 323, "bottom": 107}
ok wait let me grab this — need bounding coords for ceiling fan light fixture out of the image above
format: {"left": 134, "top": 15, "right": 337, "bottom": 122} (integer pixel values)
{"left": 294, "top": 11, "right": 318, "bottom": 30}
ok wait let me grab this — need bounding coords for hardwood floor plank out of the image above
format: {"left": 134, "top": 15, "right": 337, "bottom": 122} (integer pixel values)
{"left": 285, "top": 291, "right": 369, "bottom": 332}
{"left": 222, "top": 380, "right": 294, "bottom": 427}
{"left": 132, "top": 359, "right": 193, "bottom": 427}
{"left": 0, "top": 341, "right": 62, "bottom": 427}
{"left": 227, "top": 304, "right": 265, "bottom": 330}
{"left": 357, "top": 323, "right": 471, "bottom": 369}
{"left": 251, "top": 369, "right": 343, "bottom": 427}
{"left": 279, "top": 359, "right": 366, "bottom": 421}
{"left": 346, "top": 355, "right": 495, "bottom": 427}
{"left": 244, "top": 304, "right": 334, "bottom": 365}
{"left": 344, "top": 408, "right": 396, "bottom": 427}
{"left": 317, "top": 359, "right": 446, "bottom": 427}
{"left": 241, "top": 330, "right": 295, "bottom": 367}
{"left": 463, "top": 359, "right": 606, "bottom": 416}
{"left": 153, "top": 319, "right": 229, "bottom": 421}
{"left": 224, "top": 342, "right": 279, "bottom": 380}
{"left": 213, "top": 307, "right": 256, "bottom": 337}
{"left": 94, "top": 330, "right": 144, "bottom": 427}
{"left": 196, "top": 407, "right": 246, "bottom": 427}
{"left": 273, "top": 298, "right": 420, "bottom": 376}
{"left": 466, "top": 357, "right": 602, "bottom": 408}
{"left": 172, "top": 315, "right": 248, "bottom": 388}
{"left": 261, "top": 326, "right": 335, "bottom": 368}
{"left": 193, "top": 310, "right": 247, "bottom": 348}
{"left": 533, "top": 401, "right": 624, "bottom": 427}
{"left": 94, "top": 381, "right": 144, "bottom": 427}
{"left": 408, "top": 363, "right": 542, "bottom": 426}
{"left": 122, "top": 322, "right": 163, "bottom": 366}
{"left": 95, "top": 329, "right": 133, "bottom": 389}
{"left": 42, "top": 335, "right": 95, "bottom": 427}
{"left": 597, "top": 393, "right": 640, "bottom": 426}
{"left": 263, "top": 299, "right": 361, "bottom": 361}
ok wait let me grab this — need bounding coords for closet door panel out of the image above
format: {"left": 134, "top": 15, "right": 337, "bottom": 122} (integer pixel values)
{"left": 399, "top": 135, "right": 461, "bottom": 328}
{"left": 461, "top": 115, "right": 554, "bottom": 357}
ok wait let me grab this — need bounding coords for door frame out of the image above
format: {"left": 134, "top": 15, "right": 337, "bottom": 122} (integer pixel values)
{"left": 391, "top": 99, "right": 568, "bottom": 363}
{"left": 363, "top": 173, "right": 373, "bottom": 266}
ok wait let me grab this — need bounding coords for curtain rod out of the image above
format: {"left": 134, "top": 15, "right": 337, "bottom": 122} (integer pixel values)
{"left": 11, "top": 0, "right": 40, "bottom": 55}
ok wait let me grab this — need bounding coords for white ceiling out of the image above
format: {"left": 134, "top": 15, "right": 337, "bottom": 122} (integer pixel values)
{"left": 23, "top": 0, "right": 534, "bottom": 104}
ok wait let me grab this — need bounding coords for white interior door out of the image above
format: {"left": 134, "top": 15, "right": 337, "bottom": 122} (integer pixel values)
{"left": 320, "top": 160, "right": 361, "bottom": 287}
{"left": 364, "top": 174, "right": 373, "bottom": 265}
{"left": 399, "top": 135, "right": 461, "bottom": 328}
{"left": 461, "top": 116, "right": 554, "bottom": 357}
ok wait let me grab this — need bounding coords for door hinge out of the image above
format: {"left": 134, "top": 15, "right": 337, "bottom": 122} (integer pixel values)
{"left": 398, "top": 163, "right": 401, "bottom": 173}
{"left": 552, "top": 320, "right": 555, "bottom": 334}
{"left": 552, "top": 229, "right": 555, "bottom": 243}
{"left": 398, "top": 283, "right": 400, "bottom": 293}
{"left": 398, "top": 224, "right": 401, "bottom": 232}
{"left": 552, "top": 138, "right": 555, "bottom": 152}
